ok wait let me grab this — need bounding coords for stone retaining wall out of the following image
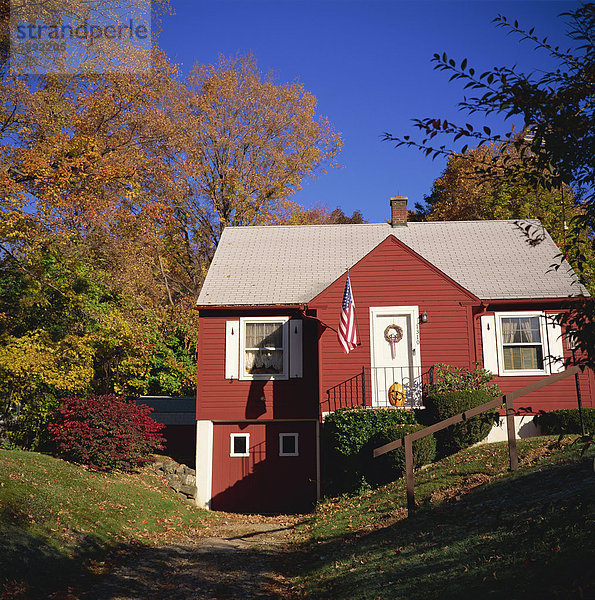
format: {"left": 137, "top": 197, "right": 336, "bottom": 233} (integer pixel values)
{"left": 153, "top": 457, "right": 197, "bottom": 505}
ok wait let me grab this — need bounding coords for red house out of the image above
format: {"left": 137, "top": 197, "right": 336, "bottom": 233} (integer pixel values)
{"left": 194, "top": 196, "right": 594, "bottom": 513}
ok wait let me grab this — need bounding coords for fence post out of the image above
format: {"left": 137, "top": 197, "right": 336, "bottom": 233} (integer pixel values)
{"left": 362, "top": 366, "right": 366, "bottom": 407}
{"left": 505, "top": 395, "right": 518, "bottom": 471}
{"left": 571, "top": 348, "right": 586, "bottom": 436}
{"left": 404, "top": 434, "right": 415, "bottom": 513}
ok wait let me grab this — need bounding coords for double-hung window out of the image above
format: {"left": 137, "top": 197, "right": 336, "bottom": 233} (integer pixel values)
{"left": 499, "top": 314, "right": 545, "bottom": 373}
{"left": 481, "top": 312, "right": 568, "bottom": 377}
{"left": 488, "top": 311, "right": 564, "bottom": 376}
{"left": 240, "top": 317, "right": 289, "bottom": 380}
{"left": 225, "top": 316, "right": 302, "bottom": 380}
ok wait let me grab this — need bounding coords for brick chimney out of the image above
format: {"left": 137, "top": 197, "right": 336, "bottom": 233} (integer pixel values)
{"left": 390, "top": 196, "right": 408, "bottom": 227}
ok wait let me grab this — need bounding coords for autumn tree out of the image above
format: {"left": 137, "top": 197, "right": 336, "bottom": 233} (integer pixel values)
{"left": 275, "top": 200, "right": 367, "bottom": 225}
{"left": 385, "top": 4, "right": 595, "bottom": 366}
{"left": 278, "top": 202, "right": 332, "bottom": 225}
{"left": 2, "top": 51, "right": 341, "bottom": 298}
{"left": 414, "top": 142, "right": 595, "bottom": 292}
{"left": 0, "top": 46, "right": 343, "bottom": 445}
{"left": 328, "top": 207, "right": 366, "bottom": 224}
{"left": 0, "top": 54, "right": 190, "bottom": 447}
{"left": 162, "top": 54, "right": 343, "bottom": 283}
{"left": 3, "top": 0, "right": 160, "bottom": 76}
{"left": 0, "top": 235, "right": 197, "bottom": 448}
{"left": 0, "top": 49, "right": 189, "bottom": 319}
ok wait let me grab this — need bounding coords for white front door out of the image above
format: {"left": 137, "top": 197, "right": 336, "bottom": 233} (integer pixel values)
{"left": 369, "top": 306, "right": 422, "bottom": 408}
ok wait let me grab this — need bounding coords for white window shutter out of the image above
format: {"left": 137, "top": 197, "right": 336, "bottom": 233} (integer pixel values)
{"left": 545, "top": 315, "right": 565, "bottom": 373}
{"left": 480, "top": 315, "right": 499, "bottom": 375}
{"left": 225, "top": 321, "right": 240, "bottom": 379}
{"left": 289, "top": 319, "right": 303, "bottom": 378}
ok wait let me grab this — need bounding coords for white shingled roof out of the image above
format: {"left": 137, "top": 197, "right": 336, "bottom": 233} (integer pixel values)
{"left": 196, "top": 220, "right": 589, "bottom": 306}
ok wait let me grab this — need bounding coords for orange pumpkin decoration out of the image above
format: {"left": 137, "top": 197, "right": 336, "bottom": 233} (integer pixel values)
{"left": 388, "top": 382, "right": 405, "bottom": 406}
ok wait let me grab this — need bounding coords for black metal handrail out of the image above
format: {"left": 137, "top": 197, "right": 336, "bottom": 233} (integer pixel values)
{"left": 323, "top": 367, "right": 366, "bottom": 412}
{"left": 324, "top": 366, "right": 433, "bottom": 412}
{"left": 368, "top": 365, "right": 424, "bottom": 409}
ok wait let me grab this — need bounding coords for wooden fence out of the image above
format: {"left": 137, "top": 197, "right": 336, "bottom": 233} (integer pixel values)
{"left": 373, "top": 366, "right": 581, "bottom": 515}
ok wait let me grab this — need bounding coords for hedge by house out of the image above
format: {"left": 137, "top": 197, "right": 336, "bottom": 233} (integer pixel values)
{"left": 421, "top": 363, "right": 501, "bottom": 457}
{"left": 321, "top": 407, "right": 417, "bottom": 495}
{"left": 365, "top": 423, "right": 436, "bottom": 487}
{"left": 534, "top": 408, "right": 595, "bottom": 435}
{"left": 423, "top": 390, "right": 500, "bottom": 457}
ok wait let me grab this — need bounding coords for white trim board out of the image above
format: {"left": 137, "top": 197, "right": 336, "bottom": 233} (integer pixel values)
{"left": 195, "top": 420, "right": 213, "bottom": 509}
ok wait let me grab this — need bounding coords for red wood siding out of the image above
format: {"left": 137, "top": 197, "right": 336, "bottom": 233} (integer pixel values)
{"left": 197, "top": 310, "right": 318, "bottom": 421}
{"left": 473, "top": 306, "right": 594, "bottom": 413}
{"left": 210, "top": 421, "right": 317, "bottom": 513}
{"left": 310, "top": 236, "right": 480, "bottom": 413}
{"left": 197, "top": 235, "right": 593, "bottom": 422}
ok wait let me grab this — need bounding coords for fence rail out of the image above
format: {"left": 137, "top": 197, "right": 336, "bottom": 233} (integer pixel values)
{"left": 373, "top": 366, "right": 581, "bottom": 515}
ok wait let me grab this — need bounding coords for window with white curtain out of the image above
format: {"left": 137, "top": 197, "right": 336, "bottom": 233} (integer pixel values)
{"left": 240, "top": 317, "right": 288, "bottom": 380}
{"left": 496, "top": 312, "right": 547, "bottom": 375}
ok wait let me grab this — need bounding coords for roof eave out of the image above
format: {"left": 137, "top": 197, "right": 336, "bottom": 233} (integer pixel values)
{"left": 480, "top": 296, "right": 588, "bottom": 305}
{"left": 195, "top": 303, "right": 308, "bottom": 311}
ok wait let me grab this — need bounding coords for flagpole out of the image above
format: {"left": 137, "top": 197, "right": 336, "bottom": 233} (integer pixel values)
{"left": 347, "top": 268, "right": 362, "bottom": 346}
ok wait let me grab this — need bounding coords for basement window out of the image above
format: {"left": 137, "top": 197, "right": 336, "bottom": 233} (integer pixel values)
{"left": 230, "top": 433, "right": 249, "bottom": 457}
{"left": 279, "top": 433, "right": 299, "bottom": 457}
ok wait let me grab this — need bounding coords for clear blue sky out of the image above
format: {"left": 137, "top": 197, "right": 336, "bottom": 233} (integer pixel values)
{"left": 157, "top": 1, "right": 579, "bottom": 223}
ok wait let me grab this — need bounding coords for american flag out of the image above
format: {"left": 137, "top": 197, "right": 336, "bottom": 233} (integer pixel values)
{"left": 338, "top": 274, "right": 358, "bottom": 354}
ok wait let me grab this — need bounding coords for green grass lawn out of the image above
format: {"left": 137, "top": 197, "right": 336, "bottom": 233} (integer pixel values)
{"left": 0, "top": 449, "right": 216, "bottom": 599}
{"left": 3, "top": 438, "right": 593, "bottom": 600}
{"left": 290, "top": 436, "right": 595, "bottom": 599}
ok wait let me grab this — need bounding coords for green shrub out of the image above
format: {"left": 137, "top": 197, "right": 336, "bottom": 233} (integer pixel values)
{"left": 0, "top": 388, "right": 59, "bottom": 451}
{"left": 366, "top": 423, "right": 436, "bottom": 486}
{"left": 322, "top": 407, "right": 417, "bottom": 495}
{"left": 424, "top": 390, "right": 500, "bottom": 457}
{"left": 534, "top": 408, "right": 595, "bottom": 435}
{"left": 426, "top": 362, "right": 500, "bottom": 396}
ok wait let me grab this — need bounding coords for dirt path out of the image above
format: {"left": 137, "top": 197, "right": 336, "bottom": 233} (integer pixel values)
{"left": 83, "top": 514, "right": 299, "bottom": 599}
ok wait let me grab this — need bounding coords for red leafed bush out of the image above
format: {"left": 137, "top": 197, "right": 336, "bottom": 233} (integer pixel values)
{"left": 48, "top": 394, "right": 165, "bottom": 471}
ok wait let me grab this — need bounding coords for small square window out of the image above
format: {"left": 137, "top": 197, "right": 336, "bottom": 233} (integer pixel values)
{"left": 279, "top": 433, "right": 298, "bottom": 457}
{"left": 230, "top": 433, "right": 249, "bottom": 457}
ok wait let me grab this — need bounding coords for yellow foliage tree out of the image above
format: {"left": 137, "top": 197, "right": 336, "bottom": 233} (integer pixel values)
{"left": 0, "top": 330, "right": 94, "bottom": 447}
